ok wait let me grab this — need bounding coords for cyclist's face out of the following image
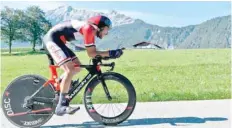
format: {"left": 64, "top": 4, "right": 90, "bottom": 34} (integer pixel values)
{"left": 99, "top": 26, "right": 109, "bottom": 39}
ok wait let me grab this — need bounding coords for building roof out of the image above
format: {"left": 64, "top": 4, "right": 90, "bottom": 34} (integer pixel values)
{"left": 133, "top": 42, "right": 163, "bottom": 49}
{"left": 74, "top": 44, "right": 85, "bottom": 50}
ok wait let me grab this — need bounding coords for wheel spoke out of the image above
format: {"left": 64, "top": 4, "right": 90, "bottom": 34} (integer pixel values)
{"left": 101, "top": 103, "right": 108, "bottom": 114}
{"left": 108, "top": 104, "right": 110, "bottom": 117}
{"left": 111, "top": 104, "right": 115, "bottom": 117}
{"left": 118, "top": 103, "right": 126, "bottom": 110}
{"left": 113, "top": 103, "right": 122, "bottom": 114}
{"left": 95, "top": 104, "right": 104, "bottom": 110}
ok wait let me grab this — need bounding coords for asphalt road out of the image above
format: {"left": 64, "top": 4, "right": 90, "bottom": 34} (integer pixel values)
{"left": 1, "top": 99, "right": 231, "bottom": 128}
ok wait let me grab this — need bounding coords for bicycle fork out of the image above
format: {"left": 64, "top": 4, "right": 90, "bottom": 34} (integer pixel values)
{"left": 99, "top": 77, "right": 112, "bottom": 101}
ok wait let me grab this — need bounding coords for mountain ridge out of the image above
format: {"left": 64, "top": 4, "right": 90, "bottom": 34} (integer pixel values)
{"left": 45, "top": 6, "right": 231, "bottom": 49}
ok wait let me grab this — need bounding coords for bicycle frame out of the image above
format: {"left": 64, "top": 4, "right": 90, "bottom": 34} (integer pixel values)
{"left": 67, "top": 64, "right": 102, "bottom": 100}
{"left": 41, "top": 64, "right": 102, "bottom": 101}
{"left": 25, "top": 54, "right": 113, "bottom": 106}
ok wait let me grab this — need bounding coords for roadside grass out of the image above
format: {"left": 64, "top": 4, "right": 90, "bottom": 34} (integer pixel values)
{"left": 1, "top": 48, "right": 230, "bottom": 104}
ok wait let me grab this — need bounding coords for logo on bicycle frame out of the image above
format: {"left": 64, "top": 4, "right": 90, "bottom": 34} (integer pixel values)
{"left": 69, "top": 74, "right": 92, "bottom": 99}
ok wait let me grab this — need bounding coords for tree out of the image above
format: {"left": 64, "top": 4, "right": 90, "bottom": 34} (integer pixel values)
{"left": 1, "top": 7, "right": 25, "bottom": 54}
{"left": 24, "top": 6, "right": 51, "bottom": 52}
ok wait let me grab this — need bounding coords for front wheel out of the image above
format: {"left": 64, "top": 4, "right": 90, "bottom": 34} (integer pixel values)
{"left": 84, "top": 72, "right": 136, "bottom": 126}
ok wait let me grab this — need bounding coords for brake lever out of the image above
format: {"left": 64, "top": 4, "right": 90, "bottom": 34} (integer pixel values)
{"left": 107, "top": 62, "right": 115, "bottom": 71}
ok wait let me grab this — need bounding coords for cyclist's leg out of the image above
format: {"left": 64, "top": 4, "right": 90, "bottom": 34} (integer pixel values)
{"left": 44, "top": 36, "right": 80, "bottom": 115}
{"left": 60, "top": 48, "right": 82, "bottom": 90}
{"left": 59, "top": 62, "right": 77, "bottom": 93}
{"left": 57, "top": 49, "right": 82, "bottom": 115}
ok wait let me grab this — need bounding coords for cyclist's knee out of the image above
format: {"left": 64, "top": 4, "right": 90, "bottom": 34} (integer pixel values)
{"left": 72, "top": 58, "right": 82, "bottom": 74}
{"left": 60, "top": 61, "right": 76, "bottom": 76}
{"left": 74, "top": 65, "right": 81, "bottom": 73}
{"left": 66, "top": 68, "right": 75, "bottom": 76}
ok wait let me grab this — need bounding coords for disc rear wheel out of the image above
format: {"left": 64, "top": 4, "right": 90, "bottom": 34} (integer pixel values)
{"left": 1, "top": 74, "right": 56, "bottom": 128}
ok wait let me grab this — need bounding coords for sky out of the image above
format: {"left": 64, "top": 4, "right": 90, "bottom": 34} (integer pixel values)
{"left": 0, "top": 1, "right": 231, "bottom": 27}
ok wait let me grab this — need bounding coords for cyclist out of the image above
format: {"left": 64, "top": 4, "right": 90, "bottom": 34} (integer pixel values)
{"left": 43, "top": 15, "right": 123, "bottom": 116}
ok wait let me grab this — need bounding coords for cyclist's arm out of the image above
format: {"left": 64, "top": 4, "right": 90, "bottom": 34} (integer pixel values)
{"left": 82, "top": 25, "right": 110, "bottom": 58}
{"left": 86, "top": 46, "right": 109, "bottom": 58}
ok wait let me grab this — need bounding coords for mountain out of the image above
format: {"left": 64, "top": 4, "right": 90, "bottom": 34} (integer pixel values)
{"left": 45, "top": 6, "right": 231, "bottom": 49}
{"left": 177, "top": 15, "right": 231, "bottom": 49}
{"left": 97, "top": 15, "right": 231, "bottom": 49}
{"left": 46, "top": 5, "right": 135, "bottom": 27}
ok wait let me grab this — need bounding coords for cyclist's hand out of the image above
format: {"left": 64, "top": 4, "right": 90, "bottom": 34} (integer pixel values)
{"left": 109, "top": 49, "right": 123, "bottom": 59}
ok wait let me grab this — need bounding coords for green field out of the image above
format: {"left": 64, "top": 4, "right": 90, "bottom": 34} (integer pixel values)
{"left": 1, "top": 48, "right": 32, "bottom": 53}
{"left": 1, "top": 48, "right": 231, "bottom": 104}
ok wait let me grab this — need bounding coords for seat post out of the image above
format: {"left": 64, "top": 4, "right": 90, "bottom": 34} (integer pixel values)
{"left": 48, "top": 65, "right": 60, "bottom": 91}
{"left": 45, "top": 52, "right": 60, "bottom": 91}
{"left": 46, "top": 54, "right": 55, "bottom": 65}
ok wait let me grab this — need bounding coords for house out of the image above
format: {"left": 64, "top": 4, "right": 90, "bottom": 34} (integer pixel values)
{"left": 66, "top": 43, "right": 86, "bottom": 51}
{"left": 74, "top": 45, "right": 85, "bottom": 51}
